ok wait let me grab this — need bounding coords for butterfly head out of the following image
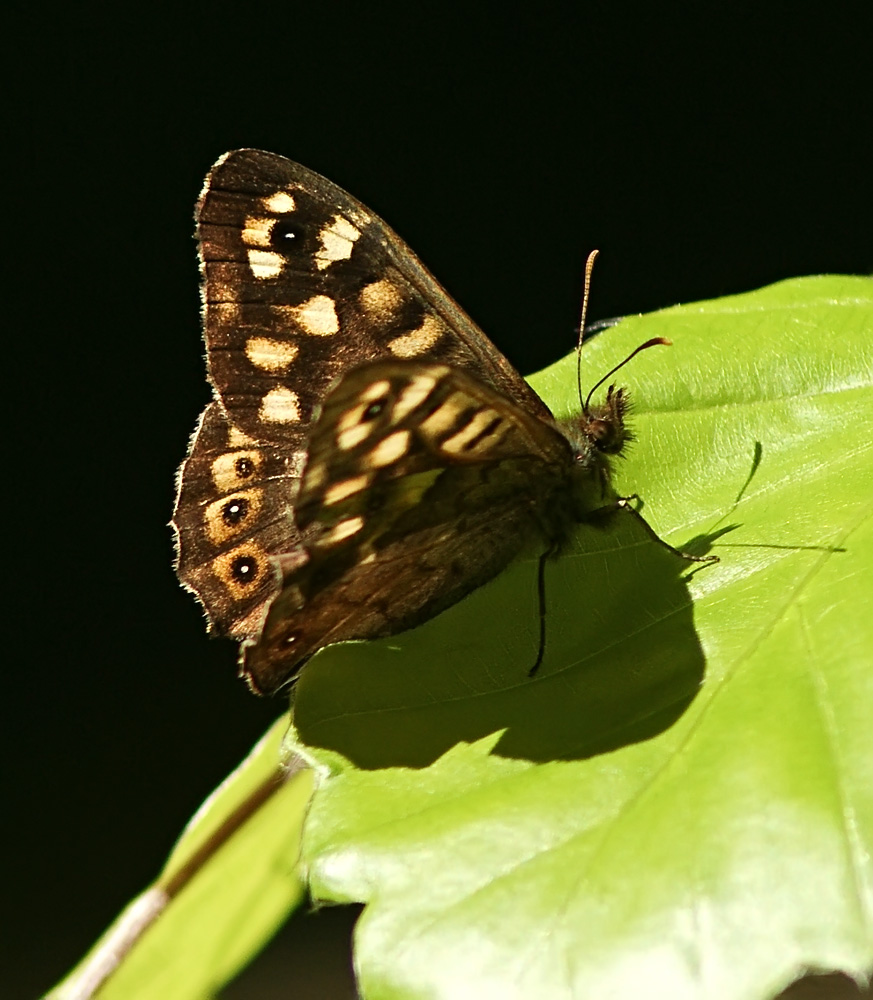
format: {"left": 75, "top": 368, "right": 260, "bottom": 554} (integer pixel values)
{"left": 580, "top": 383, "right": 631, "bottom": 456}
{"left": 557, "top": 383, "right": 632, "bottom": 492}
{"left": 570, "top": 335, "right": 670, "bottom": 463}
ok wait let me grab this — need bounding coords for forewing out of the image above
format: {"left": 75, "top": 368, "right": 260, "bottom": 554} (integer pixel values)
{"left": 197, "top": 148, "right": 553, "bottom": 446}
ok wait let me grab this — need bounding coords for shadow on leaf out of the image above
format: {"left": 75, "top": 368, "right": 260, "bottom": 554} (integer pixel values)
{"left": 294, "top": 509, "right": 713, "bottom": 769}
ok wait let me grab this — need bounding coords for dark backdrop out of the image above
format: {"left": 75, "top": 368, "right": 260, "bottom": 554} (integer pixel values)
{"left": 8, "top": 4, "right": 871, "bottom": 998}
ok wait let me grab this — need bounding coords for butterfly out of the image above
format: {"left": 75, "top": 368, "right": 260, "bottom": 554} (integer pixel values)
{"left": 172, "top": 149, "right": 714, "bottom": 696}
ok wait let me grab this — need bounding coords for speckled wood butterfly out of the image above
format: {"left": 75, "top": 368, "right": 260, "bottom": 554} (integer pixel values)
{"left": 172, "top": 149, "right": 713, "bottom": 696}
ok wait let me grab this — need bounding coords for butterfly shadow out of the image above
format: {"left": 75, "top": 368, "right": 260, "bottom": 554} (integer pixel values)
{"left": 293, "top": 508, "right": 718, "bottom": 769}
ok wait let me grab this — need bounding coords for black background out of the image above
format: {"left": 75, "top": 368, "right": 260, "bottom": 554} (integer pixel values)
{"left": 8, "top": 4, "right": 871, "bottom": 998}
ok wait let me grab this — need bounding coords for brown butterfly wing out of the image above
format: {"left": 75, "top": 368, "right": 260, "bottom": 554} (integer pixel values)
{"left": 197, "top": 149, "right": 552, "bottom": 440}
{"left": 175, "top": 149, "right": 554, "bottom": 640}
{"left": 172, "top": 402, "right": 304, "bottom": 638}
{"left": 242, "top": 362, "right": 576, "bottom": 695}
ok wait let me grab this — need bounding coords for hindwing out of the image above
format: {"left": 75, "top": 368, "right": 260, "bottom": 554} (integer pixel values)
{"left": 242, "top": 362, "right": 576, "bottom": 694}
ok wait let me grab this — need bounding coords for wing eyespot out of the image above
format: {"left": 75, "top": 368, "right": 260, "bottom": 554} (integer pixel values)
{"left": 235, "top": 456, "right": 256, "bottom": 479}
{"left": 230, "top": 555, "right": 259, "bottom": 585}
{"left": 362, "top": 398, "right": 388, "bottom": 421}
{"left": 222, "top": 497, "right": 251, "bottom": 526}
{"left": 270, "top": 219, "right": 305, "bottom": 253}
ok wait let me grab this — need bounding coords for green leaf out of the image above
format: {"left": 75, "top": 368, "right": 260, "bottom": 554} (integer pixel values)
{"left": 294, "top": 275, "right": 873, "bottom": 1000}
{"left": 48, "top": 715, "right": 312, "bottom": 1000}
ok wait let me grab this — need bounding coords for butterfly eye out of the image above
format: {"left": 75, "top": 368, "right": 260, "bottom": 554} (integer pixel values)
{"left": 270, "top": 219, "right": 305, "bottom": 251}
{"left": 230, "top": 555, "right": 259, "bottom": 585}
{"left": 587, "top": 418, "right": 626, "bottom": 454}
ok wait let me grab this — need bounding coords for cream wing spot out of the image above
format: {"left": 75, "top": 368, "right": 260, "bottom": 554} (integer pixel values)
{"left": 315, "top": 215, "right": 361, "bottom": 270}
{"left": 388, "top": 314, "right": 444, "bottom": 357}
{"left": 227, "top": 427, "right": 257, "bottom": 448}
{"left": 323, "top": 474, "right": 372, "bottom": 506}
{"left": 334, "top": 216, "right": 361, "bottom": 240}
{"left": 360, "top": 278, "right": 405, "bottom": 318}
{"left": 337, "top": 405, "right": 368, "bottom": 434}
{"left": 263, "top": 190, "right": 297, "bottom": 213}
{"left": 366, "top": 430, "right": 411, "bottom": 468}
{"left": 304, "top": 463, "right": 327, "bottom": 491}
{"left": 440, "top": 408, "right": 506, "bottom": 455}
{"left": 245, "top": 337, "right": 300, "bottom": 371}
{"left": 337, "top": 423, "right": 374, "bottom": 450}
{"left": 317, "top": 516, "right": 365, "bottom": 547}
{"left": 292, "top": 295, "right": 339, "bottom": 336}
{"left": 361, "top": 379, "right": 393, "bottom": 403}
{"left": 260, "top": 387, "right": 301, "bottom": 423}
{"left": 419, "top": 391, "right": 471, "bottom": 438}
{"left": 390, "top": 374, "right": 440, "bottom": 422}
{"left": 247, "top": 249, "right": 284, "bottom": 279}
{"left": 242, "top": 216, "right": 274, "bottom": 247}
{"left": 227, "top": 425, "right": 258, "bottom": 448}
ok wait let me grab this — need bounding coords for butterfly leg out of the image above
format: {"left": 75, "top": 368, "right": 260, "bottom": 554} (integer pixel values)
{"left": 616, "top": 495, "right": 719, "bottom": 564}
{"left": 528, "top": 544, "right": 558, "bottom": 677}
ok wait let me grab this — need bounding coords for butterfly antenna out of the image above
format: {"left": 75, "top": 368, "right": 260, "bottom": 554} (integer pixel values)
{"left": 575, "top": 249, "right": 600, "bottom": 413}
{"left": 583, "top": 337, "right": 672, "bottom": 413}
